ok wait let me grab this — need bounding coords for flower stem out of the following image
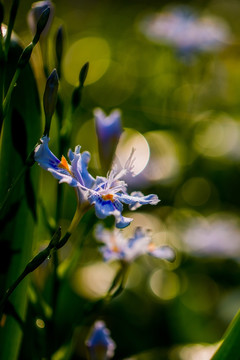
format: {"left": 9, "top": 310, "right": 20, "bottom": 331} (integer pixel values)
{"left": 0, "top": 227, "right": 61, "bottom": 317}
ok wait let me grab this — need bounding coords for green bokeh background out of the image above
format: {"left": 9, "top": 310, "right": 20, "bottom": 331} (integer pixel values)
{"left": 2, "top": 0, "right": 240, "bottom": 359}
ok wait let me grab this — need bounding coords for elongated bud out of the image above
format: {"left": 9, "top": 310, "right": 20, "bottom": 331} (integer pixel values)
{"left": 94, "top": 108, "right": 123, "bottom": 172}
{"left": 28, "top": 1, "right": 54, "bottom": 39}
{"left": 71, "top": 62, "right": 89, "bottom": 110}
{"left": 43, "top": 69, "right": 59, "bottom": 136}
{"left": 32, "top": 6, "right": 51, "bottom": 45}
{"left": 79, "top": 61, "right": 89, "bottom": 87}
{"left": 86, "top": 321, "right": 116, "bottom": 360}
{"left": 55, "top": 25, "right": 64, "bottom": 78}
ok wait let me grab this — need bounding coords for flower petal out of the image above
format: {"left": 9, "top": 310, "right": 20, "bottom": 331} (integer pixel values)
{"left": 117, "top": 191, "right": 160, "bottom": 210}
{"left": 149, "top": 246, "right": 176, "bottom": 262}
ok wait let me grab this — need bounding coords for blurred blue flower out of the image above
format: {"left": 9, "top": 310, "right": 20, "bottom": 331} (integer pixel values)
{"left": 94, "top": 108, "right": 123, "bottom": 172}
{"left": 86, "top": 321, "right": 115, "bottom": 360}
{"left": 34, "top": 136, "right": 159, "bottom": 228}
{"left": 95, "top": 225, "right": 175, "bottom": 262}
{"left": 139, "top": 6, "right": 231, "bottom": 56}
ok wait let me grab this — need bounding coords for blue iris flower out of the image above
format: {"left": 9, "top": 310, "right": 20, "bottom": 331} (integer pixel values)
{"left": 94, "top": 108, "right": 123, "bottom": 172}
{"left": 86, "top": 321, "right": 115, "bottom": 360}
{"left": 34, "top": 136, "right": 160, "bottom": 228}
{"left": 95, "top": 225, "right": 176, "bottom": 262}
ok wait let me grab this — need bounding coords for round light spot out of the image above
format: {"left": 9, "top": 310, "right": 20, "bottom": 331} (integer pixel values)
{"left": 181, "top": 177, "right": 211, "bottom": 207}
{"left": 193, "top": 113, "right": 240, "bottom": 159}
{"left": 149, "top": 269, "right": 180, "bottom": 300}
{"left": 115, "top": 128, "right": 150, "bottom": 176}
{"left": 143, "top": 131, "right": 182, "bottom": 183}
{"left": 71, "top": 262, "right": 118, "bottom": 299}
{"left": 63, "top": 37, "right": 111, "bottom": 86}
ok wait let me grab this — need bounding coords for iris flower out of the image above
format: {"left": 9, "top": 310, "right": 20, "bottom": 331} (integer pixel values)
{"left": 95, "top": 225, "right": 175, "bottom": 262}
{"left": 86, "top": 321, "right": 115, "bottom": 360}
{"left": 94, "top": 108, "right": 123, "bottom": 172}
{"left": 34, "top": 136, "right": 159, "bottom": 228}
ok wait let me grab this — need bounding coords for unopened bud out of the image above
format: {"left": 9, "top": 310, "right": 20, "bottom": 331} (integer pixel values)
{"left": 71, "top": 62, "right": 89, "bottom": 110}
{"left": 32, "top": 6, "right": 51, "bottom": 45}
{"left": 28, "top": 1, "right": 54, "bottom": 40}
{"left": 79, "top": 61, "right": 89, "bottom": 87}
{"left": 55, "top": 25, "right": 64, "bottom": 78}
{"left": 43, "top": 68, "right": 59, "bottom": 136}
{"left": 94, "top": 108, "right": 123, "bottom": 172}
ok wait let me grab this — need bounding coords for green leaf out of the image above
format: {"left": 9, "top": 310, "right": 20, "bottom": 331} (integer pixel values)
{"left": 0, "top": 31, "right": 41, "bottom": 360}
{"left": 211, "top": 309, "right": 240, "bottom": 360}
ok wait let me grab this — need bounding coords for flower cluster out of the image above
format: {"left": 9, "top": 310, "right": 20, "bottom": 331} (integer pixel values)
{"left": 34, "top": 133, "right": 159, "bottom": 228}
{"left": 139, "top": 6, "right": 231, "bottom": 54}
{"left": 95, "top": 224, "right": 175, "bottom": 263}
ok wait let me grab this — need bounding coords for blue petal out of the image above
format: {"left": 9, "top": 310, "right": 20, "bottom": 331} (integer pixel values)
{"left": 149, "top": 246, "right": 176, "bottom": 262}
{"left": 118, "top": 192, "right": 160, "bottom": 210}
{"left": 81, "top": 151, "right": 95, "bottom": 188}
{"left": 115, "top": 214, "right": 133, "bottom": 229}
{"left": 35, "top": 136, "right": 78, "bottom": 186}
{"left": 94, "top": 198, "right": 116, "bottom": 219}
{"left": 34, "top": 136, "right": 60, "bottom": 170}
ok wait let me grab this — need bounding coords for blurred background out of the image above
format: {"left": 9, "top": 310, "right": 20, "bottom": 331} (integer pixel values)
{"left": 4, "top": 0, "right": 240, "bottom": 359}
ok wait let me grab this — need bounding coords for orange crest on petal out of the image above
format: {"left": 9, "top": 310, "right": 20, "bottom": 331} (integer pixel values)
{"left": 102, "top": 194, "right": 114, "bottom": 202}
{"left": 58, "top": 155, "right": 72, "bottom": 174}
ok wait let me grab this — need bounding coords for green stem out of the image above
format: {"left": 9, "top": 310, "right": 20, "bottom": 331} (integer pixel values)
{"left": 0, "top": 202, "right": 89, "bottom": 318}
{"left": 0, "top": 147, "right": 36, "bottom": 214}
{"left": 0, "top": 228, "right": 61, "bottom": 317}
{"left": 2, "top": 69, "right": 19, "bottom": 118}
{"left": 4, "top": 0, "right": 20, "bottom": 57}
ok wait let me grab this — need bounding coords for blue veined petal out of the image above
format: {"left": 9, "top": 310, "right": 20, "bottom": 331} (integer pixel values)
{"left": 94, "top": 197, "right": 116, "bottom": 219}
{"left": 117, "top": 191, "right": 160, "bottom": 210}
{"left": 69, "top": 150, "right": 84, "bottom": 185}
{"left": 115, "top": 214, "right": 133, "bottom": 229}
{"left": 149, "top": 246, "right": 176, "bottom": 262}
{"left": 34, "top": 136, "right": 60, "bottom": 171}
{"left": 48, "top": 168, "right": 78, "bottom": 186}
{"left": 35, "top": 136, "right": 78, "bottom": 186}
{"left": 81, "top": 151, "right": 95, "bottom": 188}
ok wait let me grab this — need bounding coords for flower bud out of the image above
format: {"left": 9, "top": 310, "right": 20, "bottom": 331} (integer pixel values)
{"left": 43, "top": 68, "right": 59, "bottom": 136}
{"left": 28, "top": 1, "right": 54, "bottom": 40}
{"left": 71, "top": 62, "right": 89, "bottom": 110}
{"left": 94, "top": 108, "right": 123, "bottom": 172}
{"left": 86, "top": 321, "right": 115, "bottom": 360}
{"left": 55, "top": 25, "right": 64, "bottom": 78}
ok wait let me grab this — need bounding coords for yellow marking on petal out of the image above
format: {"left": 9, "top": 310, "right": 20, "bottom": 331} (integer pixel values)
{"left": 102, "top": 194, "right": 114, "bottom": 202}
{"left": 58, "top": 155, "right": 72, "bottom": 175}
{"left": 110, "top": 235, "right": 119, "bottom": 253}
{"left": 148, "top": 243, "right": 156, "bottom": 252}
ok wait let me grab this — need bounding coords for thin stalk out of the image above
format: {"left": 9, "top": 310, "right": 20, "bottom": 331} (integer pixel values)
{"left": 0, "top": 146, "right": 36, "bottom": 214}
{"left": 4, "top": 0, "right": 20, "bottom": 57}
{"left": 2, "top": 68, "right": 19, "bottom": 118}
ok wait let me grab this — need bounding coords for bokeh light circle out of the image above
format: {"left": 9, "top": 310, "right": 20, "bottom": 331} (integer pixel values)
{"left": 63, "top": 37, "right": 111, "bottom": 86}
{"left": 115, "top": 128, "right": 150, "bottom": 176}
